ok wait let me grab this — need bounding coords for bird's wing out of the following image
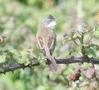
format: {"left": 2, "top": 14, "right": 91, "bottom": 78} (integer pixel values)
{"left": 48, "top": 33, "right": 56, "bottom": 55}
{"left": 36, "top": 35, "right": 44, "bottom": 49}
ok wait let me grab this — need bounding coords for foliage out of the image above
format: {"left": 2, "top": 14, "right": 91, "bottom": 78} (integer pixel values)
{"left": 0, "top": 0, "right": 99, "bottom": 90}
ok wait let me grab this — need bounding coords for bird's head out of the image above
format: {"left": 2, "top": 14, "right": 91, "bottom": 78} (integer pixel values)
{"left": 41, "top": 15, "right": 56, "bottom": 30}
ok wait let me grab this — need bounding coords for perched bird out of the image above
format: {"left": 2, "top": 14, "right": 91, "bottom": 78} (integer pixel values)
{"left": 36, "top": 15, "right": 58, "bottom": 71}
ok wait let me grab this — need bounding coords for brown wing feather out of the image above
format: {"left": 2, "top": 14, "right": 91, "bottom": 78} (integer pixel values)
{"left": 48, "top": 32, "right": 56, "bottom": 55}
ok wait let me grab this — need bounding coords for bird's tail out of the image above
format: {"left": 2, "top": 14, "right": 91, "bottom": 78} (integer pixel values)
{"left": 44, "top": 44, "right": 58, "bottom": 72}
{"left": 48, "top": 56, "right": 58, "bottom": 72}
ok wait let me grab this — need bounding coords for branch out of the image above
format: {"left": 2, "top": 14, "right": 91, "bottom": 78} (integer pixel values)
{"left": 55, "top": 56, "right": 99, "bottom": 64}
{"left": 0, "top": 56, "right": 99, "bottom": 74}
{"left": 0, "top": 59, "right": 40, "bottom": 74}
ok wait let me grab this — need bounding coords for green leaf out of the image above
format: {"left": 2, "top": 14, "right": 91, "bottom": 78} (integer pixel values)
{"left": 0, "top": 54, "right": 6, "bottom": 63}
{"left": 82, "top": 63, "right": 93, "bottom": 68}
{"left": 94, "top": 30, "right": 99, "bottom": 38}
{"left": 85, "top": 44, "right": 97, "bottom": 58}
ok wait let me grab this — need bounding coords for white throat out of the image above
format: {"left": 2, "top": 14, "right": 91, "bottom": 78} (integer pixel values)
{"left": 47, "top": 21, "right": 56, "bottom": 30}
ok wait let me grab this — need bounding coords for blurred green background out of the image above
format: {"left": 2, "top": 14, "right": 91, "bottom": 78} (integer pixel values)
{"left": 0, "top": 0, "right": 99, "bottom": 90}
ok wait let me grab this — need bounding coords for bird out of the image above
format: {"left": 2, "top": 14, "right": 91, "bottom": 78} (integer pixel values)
{"left": 36, "top": 15, "right": 58, "bottom": 71}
